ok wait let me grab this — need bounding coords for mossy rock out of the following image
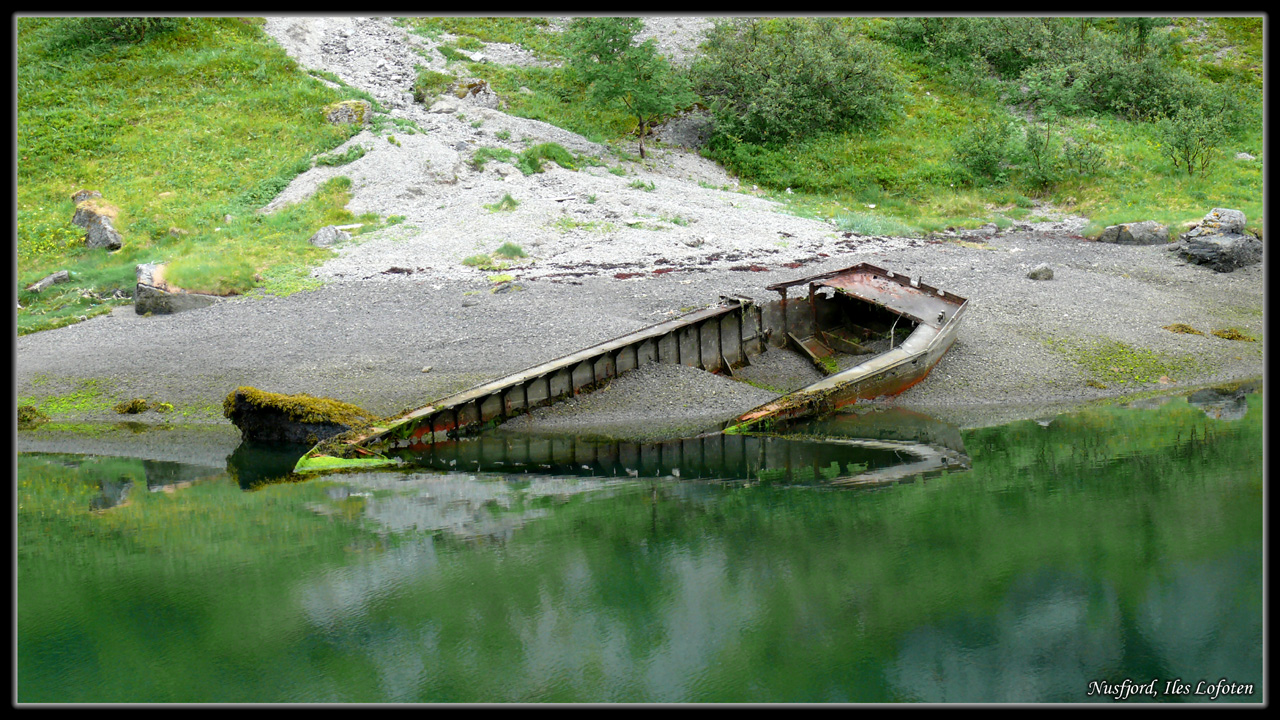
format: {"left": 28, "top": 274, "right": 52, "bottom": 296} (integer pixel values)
{"left": 223, "top": 386, "right": 381, "bottom": 445}
{"left": 323, "top": 100, "right": 370, "bottom": 126}
{"left": 114, "top": 397, "right": 150, "bottom": 414}
{"left": 1211, "top": 328, "right": 1256, "bottom": 342}
{"left": 18, "top": 404, "right": 50, "bottom": 427}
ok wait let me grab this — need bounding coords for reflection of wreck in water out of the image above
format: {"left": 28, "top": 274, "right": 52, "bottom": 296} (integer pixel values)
{"left": 295, "top": 263, "right": 967, "bottom": 476}
{"left": 394, "top": 407, "right": 969, "bottom": 488}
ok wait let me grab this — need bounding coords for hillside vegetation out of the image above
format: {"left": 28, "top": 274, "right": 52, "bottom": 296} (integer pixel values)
{"left": 16, "top": 16, "right": 1264, "bottom": 336}
{"left": 15, "top": 17, "right": 389, "bottom": 334}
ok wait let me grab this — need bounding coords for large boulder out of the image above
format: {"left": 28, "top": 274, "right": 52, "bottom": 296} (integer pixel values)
{"left": 1097, "top": 220, "right": 1169, "bottom": 245}
{"left": 1174, "top": 208, "right": 1261, "bottom": 272}
{"left": 222, "top": 386, "right": 380, "bottom": 445}
{"left": 72, "top": 198, "right": 124, "bottom": 250}
{"left": 134, "top": 262, "right": 219, "bottom": 315}
{"left": 1189, "top": 207, "right": 1247, "bottom": 236}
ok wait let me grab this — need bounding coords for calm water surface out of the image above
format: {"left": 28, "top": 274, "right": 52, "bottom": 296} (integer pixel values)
{"left": 17, "top": 386, "right": 1263, "bottom": 703}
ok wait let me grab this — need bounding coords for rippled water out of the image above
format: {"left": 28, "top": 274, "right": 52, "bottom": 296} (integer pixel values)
{"left": 16, "top": 385, "right": 1263, "bottom": 703}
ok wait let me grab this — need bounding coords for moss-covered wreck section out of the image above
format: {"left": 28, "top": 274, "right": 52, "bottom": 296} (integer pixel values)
{"left": 222, "top": 386, "right": 381, "bottom": 445}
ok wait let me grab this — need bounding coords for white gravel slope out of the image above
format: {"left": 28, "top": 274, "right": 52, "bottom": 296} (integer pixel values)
{"left": 260, "top": 16, "right": 883, "bottom": 286}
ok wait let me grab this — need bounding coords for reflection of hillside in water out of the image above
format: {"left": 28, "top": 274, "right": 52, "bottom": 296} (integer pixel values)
{"left": 1123, "top": 379, "right": 1261, "bottom": 422}
{"left": 25, "top": 454, "right": 225, "bottom": 512}
{"left": 309, "top": 472, "right": 634, "bottom": 542}
{"left": 887, "top": 552, "right": 1262, "bottom": 703}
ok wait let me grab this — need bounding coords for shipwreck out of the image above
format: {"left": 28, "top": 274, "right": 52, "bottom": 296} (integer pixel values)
{"left": 293, "top": 263, "right": 968, "bottom": 475}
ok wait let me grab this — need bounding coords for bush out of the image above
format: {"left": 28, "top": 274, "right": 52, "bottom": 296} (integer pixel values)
{"left": 1061, "top": 137, "right": 1106, "bottom": 177}
{"left": 953, "top": 117, "right": 1014, "bottom": 186}
{"left": 887, "top": 16, "right": 1239, "bottom": 128}
{"left": 692, "top": 18, "right": 904, "bottom": 145}
{"left": 517, "top": 142, "right": 575, "bottom": 174}
{"left": 1155, "top": 106, "right": 1227, "bottom": 176}
{"left": 493, "top": 242, "right": 527, "bottom": 258}
{"left": 1020, "top": 121, "right": 1060, "bottom": 192}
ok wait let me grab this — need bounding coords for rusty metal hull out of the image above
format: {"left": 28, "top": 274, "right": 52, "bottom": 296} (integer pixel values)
{"left": 726, "top": 264, "right": 967, "bottom": 434}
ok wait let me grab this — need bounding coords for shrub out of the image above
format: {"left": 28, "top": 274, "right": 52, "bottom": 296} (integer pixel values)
{"left": 1061, "top": 137, "right": 1106, "bottom": 177}
{"left": 692, "top": 18, "right": 904, "bottom": 145}
{"left": 953, "top": 117, "right": 1014, "bottom": 186}
{"left": 1021, "top": 121, "right": 1060, "bottom": 192}
{"left": 470, "top": 146, "right": 517, "bottom": 171}
{"left": 1154, "top": 105, "right": 1228, "bottom": 176}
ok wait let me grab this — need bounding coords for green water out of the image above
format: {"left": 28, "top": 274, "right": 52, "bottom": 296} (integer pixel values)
{"left": 16, "top": 386, "right": 1264, "bottom": 703}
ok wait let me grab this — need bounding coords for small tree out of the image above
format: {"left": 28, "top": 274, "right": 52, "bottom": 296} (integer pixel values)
{"left": 1155, "top": 107, "right": 1226, "bottom": 176}
{"left": 565, "top": 18, "right": 695, "bottom": 159}
{"left": 1021, "top": 116, "right": 1061, "bottom": 193}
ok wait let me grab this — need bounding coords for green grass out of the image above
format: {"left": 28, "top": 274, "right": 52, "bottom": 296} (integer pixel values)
{"left": 550, "top": 218, "right": 615, "bottom": 234}
{"left": 400, "top": 17, "right": 561, "bottom": 59}
{"left": 834, "top": 211, "right": 917, "bottom": 237}
{"left": 698, "top": 23, "right": 1262, "bottom": 237}
{"left": 484, "top": 194, "right": 520, "bottom": 213}
{"left": 493, "top": 241, "right": 527, "bottom": 259}
{"left": 313, "top": 143, "right": 366, "bottom": 167}
{"left": 1044, "top": 336, "right": 1207, "bottom": 388}
{"left": 17, "top": 378, "right": 116, "bottom": 417}
{"left": 16, "top": 17, "right": 393, "bottom": 334}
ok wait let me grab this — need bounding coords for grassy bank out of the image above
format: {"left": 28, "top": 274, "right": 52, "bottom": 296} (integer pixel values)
{"left": 15, "top": 17, "right": 391, "bottom": 335}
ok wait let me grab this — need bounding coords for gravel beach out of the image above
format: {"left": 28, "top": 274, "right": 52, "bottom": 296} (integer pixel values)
{"left": 16, "top": 17, "right": 1265, "bottom": 453}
